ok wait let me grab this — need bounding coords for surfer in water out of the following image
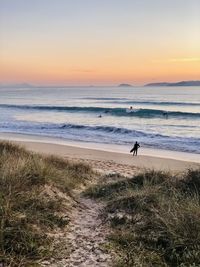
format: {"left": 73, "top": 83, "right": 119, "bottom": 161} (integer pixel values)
{"left": 163, "top": 111, "right": 168, "bottom": 119}
{"left": 126, "top": 106, "right": 134, "bottom": 113}
{"left": 130, "top": 141, "right": 140, "bottom": 156}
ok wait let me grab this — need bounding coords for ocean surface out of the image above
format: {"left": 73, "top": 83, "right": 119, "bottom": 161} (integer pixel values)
{"left": 0, "top": 86, "right": 200, "bottom": 154}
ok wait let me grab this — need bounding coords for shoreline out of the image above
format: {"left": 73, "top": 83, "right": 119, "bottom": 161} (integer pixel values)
{"left": 0, "top": 132, "right": 199, "bottom": 173}
{"left": 0, "top": 132, "right": 200, "bottom": 163}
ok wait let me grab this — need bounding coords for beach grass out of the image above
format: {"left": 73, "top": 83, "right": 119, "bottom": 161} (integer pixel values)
{"left": 1, "top": 141, "right": 200, "bottom": 267}
{"left": 0, "top": 141, "right": 94, "bottom": 266}
{"left": 85, "top": 169, "right": 200, "bottom": 267}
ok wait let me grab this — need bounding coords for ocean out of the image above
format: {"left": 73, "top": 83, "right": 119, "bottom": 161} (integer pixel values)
{"left": 0, "top": 86, "right": 200, "bottom": 154}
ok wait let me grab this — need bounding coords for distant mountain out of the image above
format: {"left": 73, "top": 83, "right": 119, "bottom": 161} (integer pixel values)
{"left": 118, "top": 83, "right": 133, "bottom": 87}
{"left": 0, "top": 83, "right": 35, "bottom": 88}
{"left": 145, "top": 81, "right": 200, "bottom": 87}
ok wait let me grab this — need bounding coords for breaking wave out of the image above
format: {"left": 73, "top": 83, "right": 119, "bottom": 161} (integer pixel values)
{"left": 0, "top": 104, "right": 200, "bottom": 118}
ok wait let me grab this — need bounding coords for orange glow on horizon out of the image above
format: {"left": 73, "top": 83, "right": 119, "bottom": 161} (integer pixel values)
{"left": 1, "top": 34, "right": 200, "bottom": 85}
{"left": 1, "top": 0, "right": 199, "bottom": 85}
{"left": 1, "top": 55, "right": 200, "bottom": 85}
{"left": 1, "top": 27, "right": 200, "bottom": 85}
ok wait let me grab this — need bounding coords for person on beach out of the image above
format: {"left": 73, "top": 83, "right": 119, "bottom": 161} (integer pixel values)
{"left": 130, "top": 141, "right": 140, "bottom": 156}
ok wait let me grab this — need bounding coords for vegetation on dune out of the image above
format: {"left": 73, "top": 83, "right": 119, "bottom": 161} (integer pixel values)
{"left": 86, "top": 169, "right": 200, "bottom": 267}
{"left": 1, "top": 141, "right": 200, "bottom": 267}
{"left": 0, "top": 141, "right": 94, "bottom": 266}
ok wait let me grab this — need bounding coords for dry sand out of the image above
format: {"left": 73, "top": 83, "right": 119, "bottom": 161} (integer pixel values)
{"left": 4, "top": 139, "right": 199, "bottom": 175}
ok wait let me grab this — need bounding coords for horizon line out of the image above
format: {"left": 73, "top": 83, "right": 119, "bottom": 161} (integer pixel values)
{"left": 0, "top": 80, "right": 200, "bottom": 88}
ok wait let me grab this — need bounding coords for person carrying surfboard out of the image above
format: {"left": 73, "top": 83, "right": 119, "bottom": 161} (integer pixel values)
{"left": 130, "top": 141, "right": 140, "bottom": 156}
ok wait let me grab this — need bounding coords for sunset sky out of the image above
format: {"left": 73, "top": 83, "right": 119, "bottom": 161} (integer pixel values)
{"left": 0, "top": 0, "right": 200, "bottom": 85}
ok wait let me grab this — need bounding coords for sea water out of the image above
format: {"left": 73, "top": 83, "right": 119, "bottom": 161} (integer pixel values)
{"left": 0, "top": 86, "right": 200, "bottom": 154}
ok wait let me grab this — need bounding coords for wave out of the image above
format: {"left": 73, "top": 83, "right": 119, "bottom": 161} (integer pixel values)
{"left": 58, "top": 123, "right": 151, "bottom": 136}
{"left": 109, "top": 100, "right": 200, "bottom": 106}
{"left": 82, "top": 98, "right": 200, "bottom": 106}
{"left": 0, "top": 121, "right": 156, "bottom": 137}
{"left": 0, "top": 121, "right": 199, "bottom": 143}
{"left": 1, "top": 121, "right": 200, "bottom": 153}
{"left": 0, "top": 104, "right": 200, "bottom": 119}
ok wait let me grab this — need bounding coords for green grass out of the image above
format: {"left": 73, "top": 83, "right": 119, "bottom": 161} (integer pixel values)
{"left": 85, "top": 169, "right": 200, "bottom": 267}
{"left": 0, "top": 141, "right": 94, "bottom": 266}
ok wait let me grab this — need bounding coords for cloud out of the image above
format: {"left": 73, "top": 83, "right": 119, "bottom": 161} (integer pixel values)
{"left": 152, "top": 57, "right": 200, "bottom": 63}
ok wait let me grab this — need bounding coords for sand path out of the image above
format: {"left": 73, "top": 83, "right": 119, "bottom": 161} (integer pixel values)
{"left": 41, "top": 189, "right": 113, "bottom": 267}
{"left": 64, "top": 194, "right": 112, "bottom": 267}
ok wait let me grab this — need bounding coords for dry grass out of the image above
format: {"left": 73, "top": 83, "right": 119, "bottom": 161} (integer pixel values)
{"left": 0, "top": 141, "right": 94, "bottom": 266}
{"left": 86, "top": 169, "right": 200, "bottom": 267}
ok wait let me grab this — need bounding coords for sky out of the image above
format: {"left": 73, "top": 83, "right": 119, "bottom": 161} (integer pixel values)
{"left": 0, "top": 0, "right": 200, "bottom": 85}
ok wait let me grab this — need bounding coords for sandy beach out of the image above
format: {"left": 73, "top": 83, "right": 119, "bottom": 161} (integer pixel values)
{"left": 0, "top": 133, "right": 199, "bottom": 176}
